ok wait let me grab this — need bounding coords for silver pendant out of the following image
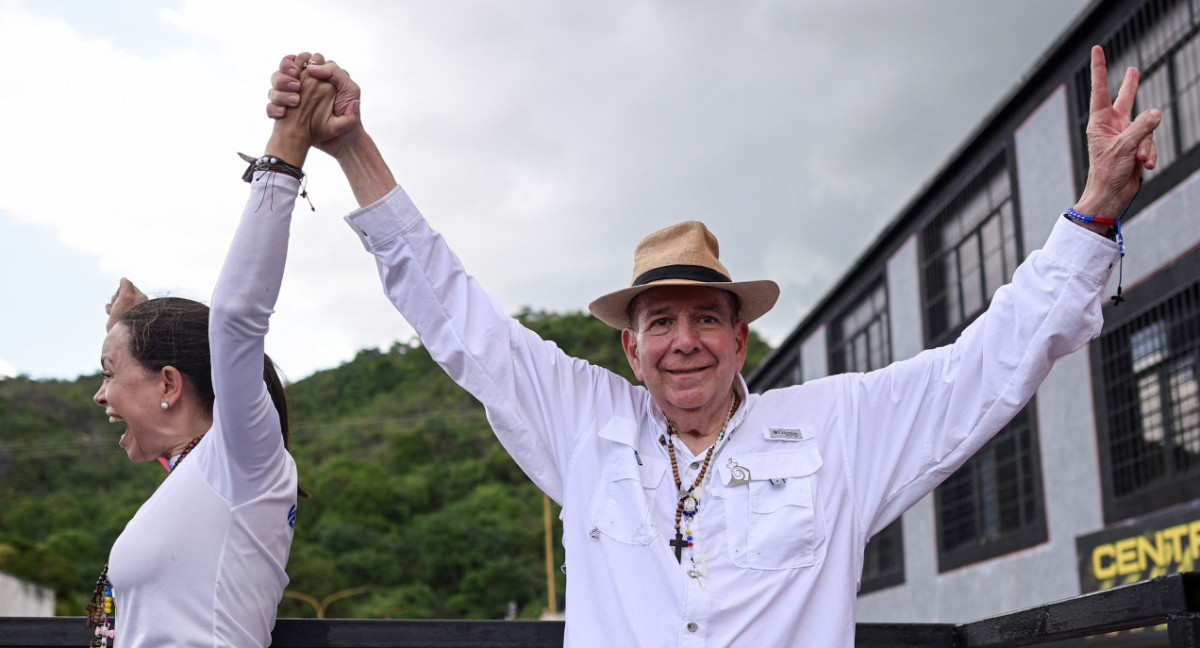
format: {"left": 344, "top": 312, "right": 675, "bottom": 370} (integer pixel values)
{"left": 682, "top": 496, "right": 697, "bottom": 513}
{"left": 726, "top": 458, "right": 751, "bottom": 485}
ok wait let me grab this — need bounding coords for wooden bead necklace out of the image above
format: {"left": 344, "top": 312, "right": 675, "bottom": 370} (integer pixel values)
{"left": 666, "top": 391, "right": 739, "bottom": 564}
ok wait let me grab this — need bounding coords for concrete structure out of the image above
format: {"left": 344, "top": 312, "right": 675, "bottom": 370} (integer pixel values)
{"left": 748, "top": 0, "right": 1200, "bottom": 625}
{"left": 0, "top": 571, "right": 54, "bottom": 616}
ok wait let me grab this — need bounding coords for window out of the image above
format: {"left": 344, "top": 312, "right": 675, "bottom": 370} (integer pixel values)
{"left": 860, "top": 521, "right": 904, "bottom": 593}
{"left": 921, "top": 152, "right": 1046, "bottom": 570}
{"left": 754, "top": 349, "right": 802, "bottom": 392}
{"left": 1074, "top": 0, "right": 1200, "bottom": 205}
{"left": 830, "top": 282, "right": 904, "bottom": 592}
{"left": 921, "top": 155, "right": 1021, "bottom": 345}
{"left": 934, "top": 408, "right": 1048, "bottom": 571}
{"left": 829, "top": 282, "right": 890, "bottom": 375}
{"left": 1093, "top": 253, "right": 1200, "bottom": 524}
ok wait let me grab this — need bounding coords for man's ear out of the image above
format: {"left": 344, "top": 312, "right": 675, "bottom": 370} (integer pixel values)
{"left": 622, "top": 328, "right": 645, "bottom": 381}
{"left": 734, "top": 320, "right": 750, "bottom": 372}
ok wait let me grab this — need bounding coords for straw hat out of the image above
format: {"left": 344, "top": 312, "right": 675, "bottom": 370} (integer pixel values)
{"left": 588, "top": 221, "right": 780, "bottom": 329}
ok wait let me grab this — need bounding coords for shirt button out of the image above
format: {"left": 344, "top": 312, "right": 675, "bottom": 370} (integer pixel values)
{"left": 689, "top": 461, "right": 701, "bottom": 470}
{"left": 687, "top": 622, "right": 699, "bottom": 632}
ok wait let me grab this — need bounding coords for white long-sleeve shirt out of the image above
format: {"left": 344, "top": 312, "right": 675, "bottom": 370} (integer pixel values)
{"left": 108, "top": 173, "right": 299, "bottom": 647}
{"left": 344, "top": 184, "right": 1117, "bottom": 647}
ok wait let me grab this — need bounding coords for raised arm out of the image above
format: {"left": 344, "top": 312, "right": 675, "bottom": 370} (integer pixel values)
{"left": 848, "top": 45, "right": 1163, "bottom": 536}
{"left": 208, "top": 62, "right": 334, "bottom": 503}
{"left": 264, "top": 54, "right": 613, "bottom": 500}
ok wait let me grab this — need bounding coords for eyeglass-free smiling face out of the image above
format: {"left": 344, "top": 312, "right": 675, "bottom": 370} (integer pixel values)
{"left": 622, "top": 285, "right": 748, "bottom": 436}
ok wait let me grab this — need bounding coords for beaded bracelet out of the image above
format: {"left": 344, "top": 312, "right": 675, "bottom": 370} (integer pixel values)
{"left": 1063, "top": 207, "right": 1124, "bottom": 258}
{"left": 1063, "top": 206, "right": 1117, "bottom": 228}
{"left": 238, "top": 152, "right": 305, "bottom": 183}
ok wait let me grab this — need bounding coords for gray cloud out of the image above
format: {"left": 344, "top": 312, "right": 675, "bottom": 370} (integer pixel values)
{"left": 0, "top": 0, "right": 1091, "bottom": 379}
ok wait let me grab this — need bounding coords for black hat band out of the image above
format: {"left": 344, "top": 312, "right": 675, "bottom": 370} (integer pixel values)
{"left": 633, "top": 264, "right": 732, "bottom": 287}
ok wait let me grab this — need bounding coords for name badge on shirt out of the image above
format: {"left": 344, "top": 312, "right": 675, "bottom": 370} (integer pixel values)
{"left": 766, "top": 427, "right": 808, "bottom": 441}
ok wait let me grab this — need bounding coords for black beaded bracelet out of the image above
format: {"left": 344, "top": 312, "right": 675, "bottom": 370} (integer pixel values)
{"left": 238, "top": 152, "right": 304, "bottom": 183}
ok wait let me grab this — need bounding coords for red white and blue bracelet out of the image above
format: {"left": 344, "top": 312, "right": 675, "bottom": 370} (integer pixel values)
{"left": 1063, "top": 206, "right": 1127, "bottom": 304}
{"left": 1063, "top": 206, "right": 1123, "bottom": 257}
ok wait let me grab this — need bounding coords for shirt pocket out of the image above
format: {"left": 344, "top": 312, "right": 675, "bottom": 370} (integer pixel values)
{"left": 718, "top": 444, "right": 826, "bottom": 570}
{"left": 589, "top": 448, "right": 668, "bottom": 545}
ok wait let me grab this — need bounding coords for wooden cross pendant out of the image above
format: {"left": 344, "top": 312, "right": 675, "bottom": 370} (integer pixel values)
{"left": 669, "top": 532, "right": 688, "bottom": 563}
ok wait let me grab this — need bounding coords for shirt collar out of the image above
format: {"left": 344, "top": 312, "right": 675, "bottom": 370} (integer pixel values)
{"left": 640, "top": 375, "right": 751, "bottom": 449}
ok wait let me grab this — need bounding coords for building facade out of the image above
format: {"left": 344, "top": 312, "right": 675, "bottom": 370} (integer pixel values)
{"left": 747, "top": 0, "right": 1200, "bottom": 624}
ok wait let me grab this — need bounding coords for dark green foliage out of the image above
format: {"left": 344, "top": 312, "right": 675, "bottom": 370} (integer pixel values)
{"left": 0, "top": 374, "right": 164, "bottom": 615}
{"left": 0, "top": 309, "right": 770, "bottom": 620}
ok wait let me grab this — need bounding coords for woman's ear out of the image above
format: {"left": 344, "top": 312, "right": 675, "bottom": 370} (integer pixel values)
{"left": 159, "top": 365, "right": 186, "bottom": 409}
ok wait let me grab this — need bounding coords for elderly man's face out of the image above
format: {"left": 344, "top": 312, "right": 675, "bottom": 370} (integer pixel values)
{"left": 621, "top": 285, "right": 748, "bottom": 429}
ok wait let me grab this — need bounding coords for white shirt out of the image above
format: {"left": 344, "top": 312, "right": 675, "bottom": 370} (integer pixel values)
{"left": 108, "top": 174, "right": 299, "bottom": 647}
{"left": 344, "top": 184, "right": 1117, "bottom": 647}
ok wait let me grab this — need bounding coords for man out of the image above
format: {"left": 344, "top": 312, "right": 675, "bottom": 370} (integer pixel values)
{"left": 267, "top": 46, "right": 1159, "bottom": 646}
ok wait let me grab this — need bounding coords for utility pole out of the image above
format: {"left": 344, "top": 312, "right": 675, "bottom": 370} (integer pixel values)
{"left": 544, "top": 493, "right": 558, "bottom": 615}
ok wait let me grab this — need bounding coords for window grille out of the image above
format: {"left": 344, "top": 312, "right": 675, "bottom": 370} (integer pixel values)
{"left": 919, "top": 152, "right": 1045, "bottom": 570}
{"left": 1096, "top": 278, "right": 1200, "bottom": 522}
{"left": 921, "top": 155, "right": 1020, "bottom": 346}
{"left": 934, "top": 408, "right": 1048, "bottom": 571}
{"left": 1073, "top": 0, "right": 1200, "bottom": 198}
{"left": 860, "top": 519, "right": 905, "bottom": 594}
{"left": 830, "top": 281, "right": 905, "bottom": 593}
{"left": 829, "top": 282, "right": 891, "bottom": 375}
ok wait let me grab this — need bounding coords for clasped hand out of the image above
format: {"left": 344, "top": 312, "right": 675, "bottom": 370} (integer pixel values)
{"left": 268, "top": 52, "right": 361, "bottom": 159}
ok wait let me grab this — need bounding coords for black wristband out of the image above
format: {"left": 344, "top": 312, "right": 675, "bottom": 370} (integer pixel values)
{"left": 238, "top": 152, "right": 304, "bottom": 183}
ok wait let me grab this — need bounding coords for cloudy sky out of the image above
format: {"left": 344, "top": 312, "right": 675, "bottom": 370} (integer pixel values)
{"left": 0, "top": 0, "right": 1094, "bottom": 383}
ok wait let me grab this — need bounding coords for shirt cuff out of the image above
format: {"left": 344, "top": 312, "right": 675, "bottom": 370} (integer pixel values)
{"left": 1041, "top": 216, "right": 1121, "bottom": 286}
{"left": 250, "top": 171, "right": 301, "bottom": 191}
{"left": 343, "top": 184, "right": 424, "bottom": 252}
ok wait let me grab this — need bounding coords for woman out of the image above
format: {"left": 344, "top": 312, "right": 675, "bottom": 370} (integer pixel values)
{"left": 87, "top": 57, "right": 334, "bottom": 647}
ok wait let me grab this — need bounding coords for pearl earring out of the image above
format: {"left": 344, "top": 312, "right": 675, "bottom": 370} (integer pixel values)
{"left": 161, "top": 402, "right": 169, "bottom": 410}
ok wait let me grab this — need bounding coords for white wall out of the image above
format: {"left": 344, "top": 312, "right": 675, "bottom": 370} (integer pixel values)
{"left": 0, "top": 571, "right": 54, "bottom": 616}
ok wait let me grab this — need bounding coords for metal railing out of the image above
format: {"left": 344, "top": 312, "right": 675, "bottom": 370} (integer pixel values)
{"left": 2, "top": 573, "right": 1198, "bottom": 647}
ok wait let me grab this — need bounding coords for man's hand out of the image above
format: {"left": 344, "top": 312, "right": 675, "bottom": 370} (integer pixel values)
{"left": 1075, "top": 45, "right": 1163, "bottom": 223}
{"left": 267, "top": 52, "right": 362, "bottom": 158}
{"left": 105, "top": 278, "right": 147, "bottom": 332}
{"left": 265, "top": 53, "right": 339, "bottom": 165}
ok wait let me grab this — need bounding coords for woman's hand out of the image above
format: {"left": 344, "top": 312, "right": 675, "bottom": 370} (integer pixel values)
{"left": 267, "top": 52, "right": 362, "bottom": 159}
{"left": 264, "top": 53, "right": 339, "bottom": 167}
{"left": 105, "top": 278, "right": 147, "bottom": 332}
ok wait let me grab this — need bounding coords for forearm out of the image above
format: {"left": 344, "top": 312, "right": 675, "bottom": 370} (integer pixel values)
{"left": 850, "top": 216, "right": 1118, "bottom": 528}
{"left": 333, "top": 126, "right": 398, "bottom": 208}
{"left": 263, "top": 126, "right": 310, "bottom": 169}
{"left": 1071, "top": 193, "right": 1123, "bottom": 236}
